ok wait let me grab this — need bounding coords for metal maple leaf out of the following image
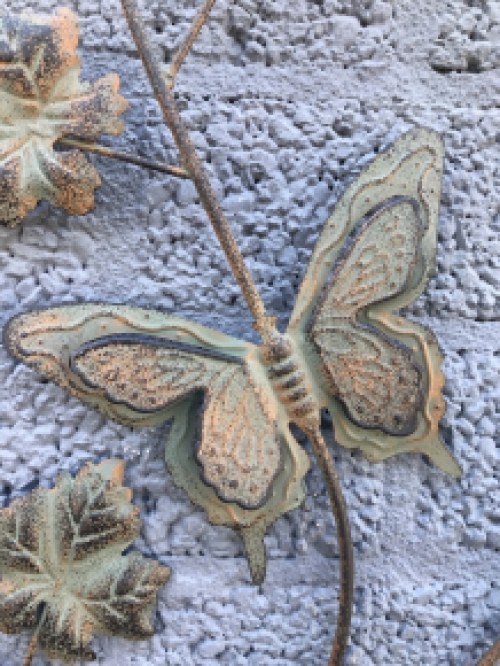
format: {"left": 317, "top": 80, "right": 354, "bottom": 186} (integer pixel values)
{"left": 0, "top": 459, "right": 170, "bottom": 665}
{"left": 0, "top": 8, "right": 128, "bottom": 224}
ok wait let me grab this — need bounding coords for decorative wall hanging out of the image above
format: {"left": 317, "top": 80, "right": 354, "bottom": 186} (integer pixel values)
{"left": 0, "top": 1, "right": 464, "bottom": 665}
{"left": 0, "top": 459, "right": 170, "bottom": 666}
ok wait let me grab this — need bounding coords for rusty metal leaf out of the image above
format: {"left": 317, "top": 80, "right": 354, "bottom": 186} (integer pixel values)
{"left": 0, "top": 459, "right": 170, "bottom": 663}
{"left": 0, "top": 9, "right": 128, "bottom": 224}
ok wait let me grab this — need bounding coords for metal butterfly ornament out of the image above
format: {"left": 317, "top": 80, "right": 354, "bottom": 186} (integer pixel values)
{"left": 5, "top": 128, "right": 461, "bottom": 575}
{"left": 1, "top": 1, "right": 463, "bottom": 664}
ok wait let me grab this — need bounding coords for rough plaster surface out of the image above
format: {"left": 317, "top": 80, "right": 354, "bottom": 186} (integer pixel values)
{"left": 0, "top": 0, "right": 499, "bottom": 664}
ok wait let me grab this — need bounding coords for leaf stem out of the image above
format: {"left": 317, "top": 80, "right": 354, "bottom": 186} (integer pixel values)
{"left": 22, "top": 605, "right": 47, "bottom": 666}
{"left": 57, "top": 138, "right": 191, "bottom": 179}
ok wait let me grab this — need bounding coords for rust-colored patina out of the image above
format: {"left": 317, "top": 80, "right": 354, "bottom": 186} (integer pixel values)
{"left": 0, "top": 9, "right": 128, "bottom": 223}
{"left": 0, "top": 459, "right": 170, "bottom": 666}
{"left": 1, "top": 2, "right": 464, "bottom": 665}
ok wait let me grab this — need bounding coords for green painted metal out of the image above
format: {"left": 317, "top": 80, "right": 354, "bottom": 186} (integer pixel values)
{"left": 0, "top": 459, "right": 170, "bottom": 665}
{"left": 0, "top": 9, "right": 128, "bottom": 224}
{"left": 0, "top": 2, "right": 464, "bottom": 664}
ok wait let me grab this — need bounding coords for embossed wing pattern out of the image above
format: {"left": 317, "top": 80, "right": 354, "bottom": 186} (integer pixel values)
{"left": 72, "top": 337, "right": 282, "bottom": 509}
{"left": 313, "top": 323, "right": 422, "bottom": 435}
{"left": 199, "top": 365, "right": 280, "bottom": 508}
{"left": 72, "top": 338, "right": 216, "bottom": 412}
{"left": 310, "top": 199, "right": 424, "bottom": 435}
{"left": 313, "top": 199, "right": 422, "bottom": 319}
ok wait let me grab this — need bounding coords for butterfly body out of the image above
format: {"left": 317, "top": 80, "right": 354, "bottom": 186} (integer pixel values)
{"left": 260, "top": 331, "right": 320, "bottom": 433}
{"left": 5, "top": 128, "right": 462, "bottom": 583}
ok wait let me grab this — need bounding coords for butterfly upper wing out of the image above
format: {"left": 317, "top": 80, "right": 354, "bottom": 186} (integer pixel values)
{"left": 289, "top": 128, "right": 444, "bottom": 327}
{"left": 70, "top": 335, "right": 281, "bottom": 509}
{"left": 5, "top": 304, "right": 309, "bottom": 582}
{"left": 5, "top": 304, "right": 248, "bottom": 427}
{"left": 287, "top": 128, "right": 461, "bottom": 477}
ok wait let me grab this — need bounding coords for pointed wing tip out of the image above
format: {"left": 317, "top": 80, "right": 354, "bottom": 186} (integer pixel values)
{"left": 441, "top": 456, "right": 463, "bottom": 479}
{"left": 425, "top": 442, "right": 463, "bottom": 479}
{"left": 251, "top": 569, "right": 266, "bottom": 586}
{"left": 240, "top": 525, "right": 267, "bottom": 586}
{"left": 248, "top": 556, "right": 266, "bottom": 586}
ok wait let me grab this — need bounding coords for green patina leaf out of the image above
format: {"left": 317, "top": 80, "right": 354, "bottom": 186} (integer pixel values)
{"left": 0, "top": 9, "right": 128, "bottom": 224}
{"left": 0, "top": 459, "right": 170, "bottom": 664}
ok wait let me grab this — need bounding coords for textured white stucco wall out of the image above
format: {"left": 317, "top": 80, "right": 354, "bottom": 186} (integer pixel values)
{"left": 1, "top": 0, "right": 500, "bottom": 664}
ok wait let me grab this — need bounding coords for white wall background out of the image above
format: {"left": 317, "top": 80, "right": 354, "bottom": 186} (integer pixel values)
{"left": 1, "top": 0, "right": 499, "bottom": 664}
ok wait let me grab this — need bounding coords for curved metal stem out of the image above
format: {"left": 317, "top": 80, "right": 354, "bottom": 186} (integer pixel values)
{"left": 309, "top": 428, "right": 354, "bottom": 665}
{"left": 477, "top": 640, "right": 500, "bottom": 666}
{"left": 118, "top": 2, "right": 355, "bottom": 663}
{"left": 120, "top": 0, "right": 267, "bottom": 328}
{"left": 165, "top": 0, "right": 217, "bottom": 87}
{"left": 58, "top": 138, "right": 190, "bottom": 179}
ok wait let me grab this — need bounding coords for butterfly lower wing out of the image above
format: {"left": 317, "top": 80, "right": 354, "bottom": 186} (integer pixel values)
{"left": 311, "top": 199, "right": 424, "bottom": 435}
{"left": 5, "top": 304, "right": 310, "bottom": 581}
{"left": 313, "top": 319, "right": 422, "bottom": 435}
{"left": 320, "top": 316, "right": 460, "bottom": 477}
{"left": 199, "top": 363, "right": 284, "bottom": 508}
{"left": 287, "top": 129, "right": 461, "bottom": 476}
{"left": 310, "top": 201, "right": 460, "bottom": 476}
{"left": 164, "top": 390, "right": 309, "bottom": 583}
{"left": 73, "top": 337, "right": 309, "bottom": 579}
{"left": 69, "top": 337, "right": 281, "bottom": 509}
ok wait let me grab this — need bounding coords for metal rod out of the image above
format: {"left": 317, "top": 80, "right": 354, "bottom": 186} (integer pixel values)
{"left": 120, "top": 0, "right": 268, "bottom": 328}
{"left": 119, "top": 4, "right": 354, "bottom": 664}
{"left": 21, "top": 620, "right": 41, "bottom": 666}
{"left": 477, "top": 640, "right": 500, "bottom": 666}
{"left": 165, "top": 0, "right": 217, "bottom": 88}
{"left": 22, "top": 634, "right": 38, "bottom": 666}
{"left": 309, "top": 428, "right": 353, "bottom": 666}
{"left": 58, "top": 138, "right": 190, "bottom": 179}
